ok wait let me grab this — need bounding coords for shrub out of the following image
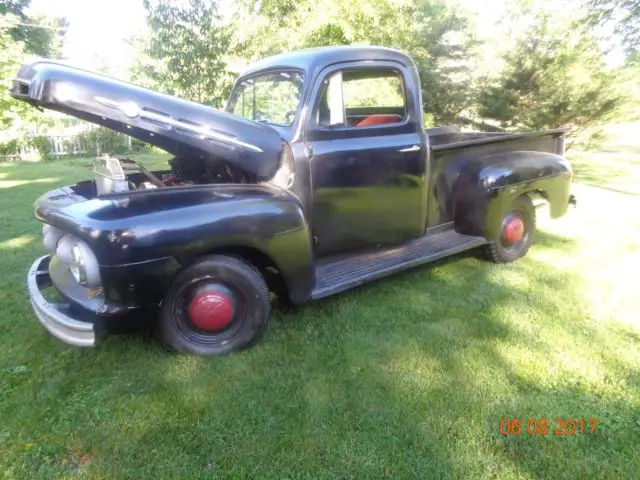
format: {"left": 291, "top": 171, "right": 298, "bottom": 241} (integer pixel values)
{"left": 29, "top": 136, "right": 53, "bottom": 161}
{"left": 75, "top": 127, "right": 131, "bottom": 155}
{"left": 0, "top": 139, "right": 21, "bottom": 157}
{"left": 131, "top": 137, "right": 152, "bottom": 153}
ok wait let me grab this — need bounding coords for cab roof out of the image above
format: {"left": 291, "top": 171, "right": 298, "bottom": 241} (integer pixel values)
{"left": 239, "top": 45, "right": 415, "bottom": 80}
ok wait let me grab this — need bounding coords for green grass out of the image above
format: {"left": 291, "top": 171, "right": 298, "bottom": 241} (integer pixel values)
{"left": 0, "top": 145, "right": 639, "bottom": 479}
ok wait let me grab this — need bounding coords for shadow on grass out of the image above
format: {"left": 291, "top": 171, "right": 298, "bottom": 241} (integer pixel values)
{"left": 533, "top": 229, "right": 579, "bottom": 249}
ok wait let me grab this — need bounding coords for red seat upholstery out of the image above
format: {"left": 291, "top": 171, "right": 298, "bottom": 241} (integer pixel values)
{"left": 356, "top": 114, "right": 403, "bottom": 127}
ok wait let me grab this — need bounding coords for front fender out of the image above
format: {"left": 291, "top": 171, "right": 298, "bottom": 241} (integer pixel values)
{"left": 40, "top": 184, "right": 314, "bottom": 304}
{"left": 453, "top": 151, "right": 572, "bottom": 239}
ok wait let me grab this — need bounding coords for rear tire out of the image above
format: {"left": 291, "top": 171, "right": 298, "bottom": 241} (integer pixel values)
{"left": 483, "top": 195, "right": 536, "bottom": 263}
{"left": 157, "top": 255, "right": 270, "bottom": 356}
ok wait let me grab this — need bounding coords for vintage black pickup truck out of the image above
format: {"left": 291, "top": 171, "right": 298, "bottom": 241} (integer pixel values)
{"left": 11, "top": 46, "right": 575, "bottom": 355}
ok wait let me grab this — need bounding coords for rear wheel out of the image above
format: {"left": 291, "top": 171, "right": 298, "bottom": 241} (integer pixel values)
{"left": 483, "top": 195, "right": 536, "bottom": 263}
{"left": 157, "top": 255, "right": 270, "bottom": 356}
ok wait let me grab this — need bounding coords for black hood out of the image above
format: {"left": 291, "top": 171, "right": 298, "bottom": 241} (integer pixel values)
{"left": 10, "top": 59, "right": 284, "bottom": 180}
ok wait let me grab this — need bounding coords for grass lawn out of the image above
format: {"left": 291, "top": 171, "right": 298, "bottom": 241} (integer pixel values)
{"left": 0, "top": 142, "right": 639, "bottom": 479}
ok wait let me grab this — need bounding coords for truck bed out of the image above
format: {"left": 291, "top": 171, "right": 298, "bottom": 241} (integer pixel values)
{"left": 427, "top": 126, "right": 566, "bottom": 154}
{"left": 424, "top": 126, "right": 568, "bottom": 229}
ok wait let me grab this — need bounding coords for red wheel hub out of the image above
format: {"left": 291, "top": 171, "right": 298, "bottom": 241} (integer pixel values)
{"left": 188, "top": 290, "right": 235, "bottom": 331}
{"left": 503, "top": 216, "right": 525, "bottom": 245}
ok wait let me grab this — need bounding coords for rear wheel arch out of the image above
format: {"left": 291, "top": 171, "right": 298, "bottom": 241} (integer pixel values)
{"left": 454, "top": 183, "right": 545, "bottom": 241}
{"left": 452, "top": 150, "right": 571, "bottom": 236}
{"left": 525, "top": 189, "right": 550, "bottom": 208}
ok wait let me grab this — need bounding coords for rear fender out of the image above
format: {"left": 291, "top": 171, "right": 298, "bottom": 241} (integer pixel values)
{"left": 452, "top": 151, "right": 572, "bottom": 240}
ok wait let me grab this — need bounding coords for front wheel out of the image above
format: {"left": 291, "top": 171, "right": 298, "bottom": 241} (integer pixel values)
{"left": 483, "top": 195, "right": 536, "bottom": 263}
{"left": 157, "top": 255, "right": 271, "bottom": 356}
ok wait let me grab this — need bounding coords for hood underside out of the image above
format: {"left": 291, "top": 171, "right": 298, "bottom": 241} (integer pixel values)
{"left": 10, "top": 59, "right": 284, "bottom": 180}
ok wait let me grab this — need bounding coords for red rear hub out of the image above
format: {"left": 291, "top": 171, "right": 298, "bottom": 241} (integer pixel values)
{"left": 188, "top": 290, "right": 235, "bottom": 331}
{"left": 503, "top": 216, "right": 525, "bottom": 245}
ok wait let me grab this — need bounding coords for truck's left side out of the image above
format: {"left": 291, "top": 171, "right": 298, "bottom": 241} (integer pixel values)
{"left": 13, "top": 46, "right": 574, "bottom": 356}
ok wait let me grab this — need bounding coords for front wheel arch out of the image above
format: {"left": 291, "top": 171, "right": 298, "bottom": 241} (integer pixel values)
{"left": 205, "top": 246, "right": 290, "bottom": 302}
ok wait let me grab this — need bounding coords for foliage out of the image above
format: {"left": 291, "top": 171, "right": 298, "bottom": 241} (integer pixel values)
{"left": 27, "top": 135, "right": 52, "bottom": 160}
{"left": 0, "top": 4, "right": 66, "bottom": 134}
{"left": 75, "top": 128, "right": 131, "bottom": 156}
{"left": 476, "top": 14, "right": 626, "bottom": 147}
{"left": 1, "top": 128, "right": 138, "bottom": 162}
{"left": 588, "top": 0, "right": 640, "bottom": 55}
{"left": 343, "top": 74, "right": 404, "bottom": 109}
{"left": 0, "top": 26, "right": 34, "bottom": 131}
{"left": 0, "top": 0, "right": 67, "bottom": 57}
{"left": 233, "top": 0, "right": 479, "bottom": 124}
{"left": 0, "top": 138, "right": 21, "bottom": 156}
{"left": 137, "top": 0, "right": 233, "bottom": 108}
{"left": 1, "top": 0, "right": 634, "bottom": 151}
{"left": 131, "top": 137, "right": 153, "bottom": 153}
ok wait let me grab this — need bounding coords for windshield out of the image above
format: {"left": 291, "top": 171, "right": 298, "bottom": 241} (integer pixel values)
{"left": 227, "top": 70, "right": 304, "bottom": 126}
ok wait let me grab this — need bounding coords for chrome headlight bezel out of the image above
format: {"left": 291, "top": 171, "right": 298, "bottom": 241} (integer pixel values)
{"left": 70, "top": 245, "right": 86, "bottom": 285}
{"left": 56, "top": 235, "right": 76, "bottom": 264}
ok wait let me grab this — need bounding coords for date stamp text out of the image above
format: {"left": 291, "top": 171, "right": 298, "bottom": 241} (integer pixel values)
{"left": 499, "top": 417, "right": 598, "bottom": 436}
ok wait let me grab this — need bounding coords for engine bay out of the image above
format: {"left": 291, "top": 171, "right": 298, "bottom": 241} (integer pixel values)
{"left": 93, "top": 154, "right": 254, "bottom": 195}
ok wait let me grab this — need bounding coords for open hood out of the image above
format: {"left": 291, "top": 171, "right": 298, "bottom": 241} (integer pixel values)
{"left": 10, "top": 60, "right": 284, "bottom": 180}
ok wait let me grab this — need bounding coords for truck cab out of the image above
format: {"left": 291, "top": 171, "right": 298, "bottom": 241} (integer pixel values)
{"left": 227, "top": 47, "right": 429, "bottom": 255}
{"left": 12, "top": 46, "right": 575, "bottom": 356}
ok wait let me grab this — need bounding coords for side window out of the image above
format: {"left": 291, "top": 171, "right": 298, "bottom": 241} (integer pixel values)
{"left": 315, "top": 68, "right": 406, "bottom": 128}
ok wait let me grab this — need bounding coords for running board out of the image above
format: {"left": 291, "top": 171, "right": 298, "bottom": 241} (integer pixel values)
{"left": 311, "top": 230, "right": 486, "bottom": 299}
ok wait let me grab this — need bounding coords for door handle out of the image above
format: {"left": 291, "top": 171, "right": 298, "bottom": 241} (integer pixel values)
{"left": 399, "top": 145, "right": 420, "bottom": 153}
{"left": 304, "top": 146, "right": 313, "bottom": 158}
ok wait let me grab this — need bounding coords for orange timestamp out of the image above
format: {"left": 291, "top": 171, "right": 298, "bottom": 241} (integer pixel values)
{"left": 499, "top": 417, "right": 598, "bottom": 436}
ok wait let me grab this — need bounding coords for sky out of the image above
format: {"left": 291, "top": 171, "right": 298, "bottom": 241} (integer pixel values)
{"left": 29, "top": 0, "right": 148, "bottom": 76}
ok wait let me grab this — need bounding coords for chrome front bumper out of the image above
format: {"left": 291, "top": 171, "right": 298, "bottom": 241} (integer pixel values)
{"left": 27, "top": 255, "right": 95, "bottom": 347}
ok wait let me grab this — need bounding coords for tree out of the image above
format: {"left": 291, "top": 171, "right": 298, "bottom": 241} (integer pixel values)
{"left": 0, "top": 13, "right": 57, "bottom": 132}
{"left": 138, "top": 0, "right": 233, "bottom": 108}
{"left": 476, "top": 13, "right": 626, "bottom": 147}
{"left": 233, "top": 0, "right": 479, "bottom": 124}
{"left": 0, "top": 27, "right": 30, "bottom": 130}
{"left": 0, "top": 0, "right": 67, "bottom": 57}
{"left": 0, "top": 1, "right": 67, "bottom": 133}
{"left": 588, "top": 0, "right": 640, "bottom": 55}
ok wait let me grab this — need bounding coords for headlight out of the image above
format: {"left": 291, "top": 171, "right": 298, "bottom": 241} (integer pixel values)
{"left": 57, "top": 238, "right": 101, "bottom": 287}
{"left": 42, "top": 224, "right": 64, "bottom": 252}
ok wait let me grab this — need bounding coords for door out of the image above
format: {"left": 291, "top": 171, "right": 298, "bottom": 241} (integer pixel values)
{"left": 305, "top": 63, "right": 427, "bottom": 256}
